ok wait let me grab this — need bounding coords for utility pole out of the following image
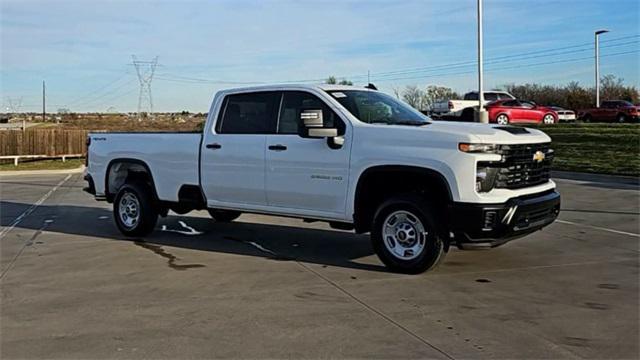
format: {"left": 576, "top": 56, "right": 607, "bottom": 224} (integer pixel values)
{"left": 42, "top": 80, "right": 47, "bottom": 123}
{"left": 476, "top": 0, "right": 488, "bottom": 123}
{"left": 595, "top": 29, "right": 609, "bottom": 108}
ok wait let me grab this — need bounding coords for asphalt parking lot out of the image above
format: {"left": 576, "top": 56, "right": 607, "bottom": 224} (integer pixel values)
{"left": 1, "top": 172, "right": 638, "bottom": 359}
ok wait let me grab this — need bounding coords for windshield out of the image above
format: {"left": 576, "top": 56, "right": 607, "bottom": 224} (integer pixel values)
{"left": 327, "top": 90, "right": 430, "bottom": 125}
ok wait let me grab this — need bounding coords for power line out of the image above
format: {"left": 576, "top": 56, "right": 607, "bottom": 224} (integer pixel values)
{"left": 64, "top": 71, "right": 132, "bottom": 107}
{"left": 154, "top": 34, "right": 639, "bottom": 86}
{"left": 371, "top": 49, "right": 640, "bottom": 83}
{"left": 68, "top": 78, "right": 138, "bottom": 110}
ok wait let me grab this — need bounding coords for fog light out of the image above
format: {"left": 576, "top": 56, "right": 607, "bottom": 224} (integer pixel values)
{"left": 483, "top": 211, "right": 497, "bottom": 231}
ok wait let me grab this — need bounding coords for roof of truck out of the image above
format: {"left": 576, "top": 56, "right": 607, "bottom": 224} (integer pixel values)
{"left": 220, "top": 83, "right": 375, "bottom": 94}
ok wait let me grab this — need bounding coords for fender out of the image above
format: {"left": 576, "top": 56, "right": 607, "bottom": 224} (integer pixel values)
{"left": 105, "top": 158, "right": 158, "bottom": 202}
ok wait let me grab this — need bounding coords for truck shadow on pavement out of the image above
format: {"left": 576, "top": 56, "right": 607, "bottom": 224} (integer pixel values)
{"left": 1, "top": 201, "right": 387, "bottom": 273}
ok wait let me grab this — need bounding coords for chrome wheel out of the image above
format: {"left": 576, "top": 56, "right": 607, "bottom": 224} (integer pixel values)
{"left": 118, "top": 192, "right": 140, "bottom": 229}
{"left": 617, "top": 114, "right": 626, "bottom": 123}
{"left": 496, "top": 114, "right": 509, "bottom": 125}
{"left": 382, "top": 210, "right": 427, "bottom": 260}
{"left": 543, "top": 114, "right": 555, "bottom": 124}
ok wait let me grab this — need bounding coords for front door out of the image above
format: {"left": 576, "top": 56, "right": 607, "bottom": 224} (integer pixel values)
{"left": 201, "top": 91, "right": 280, "bottom": 207}
{"left": 265, "top": 91, "right": 351, "bottom": 216}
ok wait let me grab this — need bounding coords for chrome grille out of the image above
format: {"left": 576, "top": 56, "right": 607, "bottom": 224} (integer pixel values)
{"left": 494, "top": 143, "right": 553, "bottom": 189}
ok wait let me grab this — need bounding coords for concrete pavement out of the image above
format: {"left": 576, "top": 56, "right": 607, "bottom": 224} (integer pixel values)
{"left": 1, "top": 173, "right": 638, "bottom": 359}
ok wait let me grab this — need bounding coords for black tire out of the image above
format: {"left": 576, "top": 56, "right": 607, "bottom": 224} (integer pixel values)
{"left": 616, "top": 113, "right": 627, "bottom": 123}
{"left": 460, "top": 108, "right": 475, "bottom": 122}
{"left": 496, "top": 113, "right": 509, "bottom": 125}
{"left": 208, "top": 209, "right": 241, "bottom": 222}
{"left": 371, "top": 195, "right": 446, "bottom": 274}
{"left": 113, "top": 182, "right": 158, "bottom": 237}
{"left": 583, "top": 114, "right": 592, "bottom": 123}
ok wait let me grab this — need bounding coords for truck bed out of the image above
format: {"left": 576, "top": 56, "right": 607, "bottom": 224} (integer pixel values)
{"left": 88, "top": 132, "right": 202, "bottom": 202}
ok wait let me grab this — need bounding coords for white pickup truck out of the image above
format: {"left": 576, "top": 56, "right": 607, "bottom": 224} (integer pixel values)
{"left": 84, "top": 84, "right": 560, "bottom": 274}
{"left": 431, "top": 91, "right": 516, "bottom": 119}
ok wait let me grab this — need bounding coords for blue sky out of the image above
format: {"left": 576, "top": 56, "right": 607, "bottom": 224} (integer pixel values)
{"left": 1, "top": 0, "right": 638, "bottom": 112}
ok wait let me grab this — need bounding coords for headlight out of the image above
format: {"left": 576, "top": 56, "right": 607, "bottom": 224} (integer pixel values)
{"left": 476, "top": 164, "right": 499, "bottom": 192}
{"left": 459, "top": 143, "right": 498, "bottom": 153}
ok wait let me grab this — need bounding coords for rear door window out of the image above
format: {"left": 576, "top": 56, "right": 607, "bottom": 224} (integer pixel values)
{"left": 484, "top": 93, "right": 499, "bottom": 101}
{"left": 217, "top": 92, "right": 280, "bottom": 134}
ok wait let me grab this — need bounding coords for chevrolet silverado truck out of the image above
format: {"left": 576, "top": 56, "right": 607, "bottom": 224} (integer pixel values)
{"left": 431, "top": 90, "right": 515, "bottom": 119}
{"left": 84, "top": 84, "right": 560, "bottom": 274}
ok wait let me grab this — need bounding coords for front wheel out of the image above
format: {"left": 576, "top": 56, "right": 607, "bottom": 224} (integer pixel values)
{"left": 371, "top": 196, "right": 446, "bottom": 274}
{"left": 113, "top": 182, "right": 158, "bottom": 237}
{"left": 496, "top": 114, "right": 509, "bottom": 125}
{"left": 542, "top": 114, "right": 555, "bottom": 124}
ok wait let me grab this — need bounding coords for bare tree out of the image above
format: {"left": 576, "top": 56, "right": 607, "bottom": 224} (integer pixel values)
{"left": 401, "top": 85, "right": 425, "bottom": 110}
{"left": 423, "top": 85, "right": 459, "bottom": 110}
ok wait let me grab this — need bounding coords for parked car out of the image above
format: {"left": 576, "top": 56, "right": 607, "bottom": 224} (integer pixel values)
{"left": 431, "top": 91, "right": 515, "bottom": 118}
{"left": 549, "top": 106, "right": 576, "bottom": 122}
{"left": 84, "top": 84, "right": 560, "bottom": 274}
{"left": 578, "top": 100, "right": 639, "bottom": 123}
{"left": 486, "top": 100, "right": 557, "bottom": 125}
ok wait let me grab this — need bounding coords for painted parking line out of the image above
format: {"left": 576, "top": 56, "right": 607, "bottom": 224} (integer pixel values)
{"left": 556, "top": 219, "right": 640, "bottom": 238}
{"left": 0, "top": 174, "right": 72, "bottom": 240}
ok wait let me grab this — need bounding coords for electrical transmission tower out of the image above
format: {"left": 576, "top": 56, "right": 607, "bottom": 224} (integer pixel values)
{"left": 131, "top": 55, "right": 158, "bottom": 116}
{"left": 6, "top": 96, "right": 23, "bottom": 113}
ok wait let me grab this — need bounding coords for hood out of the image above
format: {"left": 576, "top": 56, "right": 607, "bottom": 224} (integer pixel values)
{"left": 426, "top": 121, "right": 551, "bottom": 144}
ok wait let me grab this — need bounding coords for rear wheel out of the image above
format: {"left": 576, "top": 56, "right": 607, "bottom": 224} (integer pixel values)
{"left": 617, "top": 113, "right": 627, "bottom": 123}
{"left": 371, "top": 196, "right": 446, "bottom": 274}
{"left": 542, "top": 114, "right": 555, "bottom": 124}
{"left": 582, "top": 114, "right": 592, "bottom": 123}
{"left": 496, "top": 114, "right": 509, "bottom": 125}
{"left": 113, "top": 182, "right": 158, "bottom": 237}
{"left": 208, "top": 209, "right": 241, "bottom": 222}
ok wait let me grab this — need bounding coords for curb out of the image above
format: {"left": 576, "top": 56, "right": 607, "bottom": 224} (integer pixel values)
{"left": 552, "top": 170, "right": 639, "bottom": 186}
{"left": 0, "top": 166, "right": 85, "bottom": 177}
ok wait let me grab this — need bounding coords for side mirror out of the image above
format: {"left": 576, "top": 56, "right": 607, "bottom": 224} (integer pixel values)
{"left": 300, "top": 109, "right": 337, "bottom": 138}
{"left": 308, "top": 128, "right": 338, "bottom": 138}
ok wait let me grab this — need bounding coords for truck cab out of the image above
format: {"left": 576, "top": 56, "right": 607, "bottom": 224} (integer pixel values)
{"left": 85, "top": 84, "right": 560, "bottom": 274}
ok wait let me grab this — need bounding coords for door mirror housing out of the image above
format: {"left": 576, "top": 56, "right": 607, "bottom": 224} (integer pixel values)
{"left": 299, "top": 109, "right": 335, "bottom": 138}
{"left": 299, "top": 109, "right": 344, "bottom": 148}
{"left": 307, "top": 128, "right": 338, "bottom": 138}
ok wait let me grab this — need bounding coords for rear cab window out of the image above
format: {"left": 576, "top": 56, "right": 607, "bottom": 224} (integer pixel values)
{"left": 216, "top": 92, "right": 280, "bottom": 134}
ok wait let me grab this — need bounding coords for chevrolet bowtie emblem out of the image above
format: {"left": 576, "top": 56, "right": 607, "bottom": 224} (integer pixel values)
{"left": 533, "top": 150, "right": 546, "bottom": 163}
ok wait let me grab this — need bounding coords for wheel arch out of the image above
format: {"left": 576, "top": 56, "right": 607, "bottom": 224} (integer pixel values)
{"left": 105, "top": 158, "right": 158, "bottom": 203}
{"left": 352, "top": 165, "right": 453, "bottom": 234}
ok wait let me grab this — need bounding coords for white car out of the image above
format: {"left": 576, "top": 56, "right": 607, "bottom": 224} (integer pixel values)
{"left": 549, "top": 106, "right": 576, "bottom": 122}
{"left": 431, "top": 91, "right": 515, "bottom": 118}
{"left": 84, "top": 84, "right": 560, "bottom": 274}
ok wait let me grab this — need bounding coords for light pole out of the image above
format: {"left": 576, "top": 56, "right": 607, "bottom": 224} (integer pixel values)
{"left": 595, "top": 29, "right": 609, "bottom": 108}
{"left": 476, "top": 0, "right": 488, "bottom": 123}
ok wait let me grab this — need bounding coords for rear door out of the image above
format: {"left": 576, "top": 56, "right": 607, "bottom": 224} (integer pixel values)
{"left": 265, "top": 91, "right": 351, "bottom": 216}
{"left": 201, "top": 91, "right": 280, "bottom": 206}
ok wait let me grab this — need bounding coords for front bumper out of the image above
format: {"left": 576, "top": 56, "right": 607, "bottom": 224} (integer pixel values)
{"left": 449, "top": 190, "right": 560, "bottom": 249}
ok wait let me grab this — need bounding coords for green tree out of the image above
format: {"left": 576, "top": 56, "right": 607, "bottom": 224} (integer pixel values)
{"left": 326, "top": 76, "right": 353, "bottom": 86}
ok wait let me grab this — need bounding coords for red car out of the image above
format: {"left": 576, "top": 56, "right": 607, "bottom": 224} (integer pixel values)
{"left": 578, "top": 100, "right": 639, "bottom": 123}
{"left": 486, "top": 100, "right": 557, "bottom": 125}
